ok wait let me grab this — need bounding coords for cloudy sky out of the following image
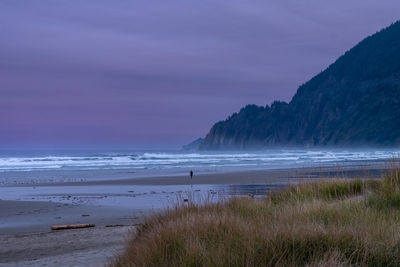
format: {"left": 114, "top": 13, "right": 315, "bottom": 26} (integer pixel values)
{"left": 1, "top": 0, "right": 399, "bottom": 149}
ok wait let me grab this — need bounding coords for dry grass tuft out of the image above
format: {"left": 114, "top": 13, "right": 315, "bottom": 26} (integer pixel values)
{"left": 111, "top": 167, "right": 400, "bottom": 266}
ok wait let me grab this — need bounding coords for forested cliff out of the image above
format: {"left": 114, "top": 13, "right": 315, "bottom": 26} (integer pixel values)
{"left": 200, "top": 21, "right": 400, "bottom": 150}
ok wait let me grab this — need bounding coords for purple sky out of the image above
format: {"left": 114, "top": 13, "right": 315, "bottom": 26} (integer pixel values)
{"left": 1, "top": 1, "right": 399, "bottom": 149}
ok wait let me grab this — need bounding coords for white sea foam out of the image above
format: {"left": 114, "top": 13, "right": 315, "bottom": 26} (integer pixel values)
{"left": 0, "top": 149, "right": 398, "bottom": 173}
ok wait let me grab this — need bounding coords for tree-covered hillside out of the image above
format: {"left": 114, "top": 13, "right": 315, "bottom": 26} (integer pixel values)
{"left": 200, "top": 21, "right": 400, "bottom": 150}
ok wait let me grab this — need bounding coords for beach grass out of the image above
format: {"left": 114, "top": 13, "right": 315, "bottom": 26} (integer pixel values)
{"left": 111, "top": 166, "right": 400, "bottom": 266}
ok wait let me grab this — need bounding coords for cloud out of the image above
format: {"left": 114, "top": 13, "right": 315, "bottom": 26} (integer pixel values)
{"left": 0, "top": 0, "right": 399, "bottom": 148}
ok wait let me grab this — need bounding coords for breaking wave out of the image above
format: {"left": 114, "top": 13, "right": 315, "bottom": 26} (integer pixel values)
{"left": 0, "top": 149, "right": 398, "bottom": 172}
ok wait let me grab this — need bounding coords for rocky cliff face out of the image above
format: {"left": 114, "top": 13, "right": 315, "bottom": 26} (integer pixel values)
{"left": 200, "top": 21, "right": 400, "bottom": 150}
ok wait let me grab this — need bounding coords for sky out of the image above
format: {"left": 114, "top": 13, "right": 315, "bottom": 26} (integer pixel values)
{"left": 1, "top": 1, "right": 399, "bottom": 150}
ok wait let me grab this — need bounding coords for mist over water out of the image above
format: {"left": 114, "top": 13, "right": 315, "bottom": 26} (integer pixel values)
{"left": 0, "top": 149, "right": 398, "bottom": 184}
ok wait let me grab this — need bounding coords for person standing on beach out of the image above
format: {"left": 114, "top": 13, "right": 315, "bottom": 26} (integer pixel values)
{"left": 190, "top": 170, "right": 193, "bottom": 179}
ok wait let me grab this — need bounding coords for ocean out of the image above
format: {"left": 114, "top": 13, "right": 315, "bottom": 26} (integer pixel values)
{"left": 0, "top": 149, "right": 398, "bottom": 185}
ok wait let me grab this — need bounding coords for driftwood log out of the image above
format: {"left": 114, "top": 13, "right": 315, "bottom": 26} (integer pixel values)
{"left": 51, "top": 224, "right": 95, "bottom": 230}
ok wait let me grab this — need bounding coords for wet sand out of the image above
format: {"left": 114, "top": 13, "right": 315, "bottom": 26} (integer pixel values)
{"left": 0, "top": 199, "right": 146, "bottom": 266}
{"left": 1, "top": 165, "right": 386, "bottom": 234}
{"left": 0, "top": 200, "right": 145, "bottom": 236}
{"left": 27, "top": 163, "right": 388, "bottom": 187}
{"left": 0, "top": 225, "right": 133, "bottom": 267}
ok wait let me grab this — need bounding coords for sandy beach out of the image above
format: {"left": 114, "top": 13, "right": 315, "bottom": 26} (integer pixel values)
{"left": 0, "top": 165, "right": 389, "bottom": 266}
{"left": 16, "top": 162, "right": 387, "bottom": 187}
{"left": 0, "top": 225, "right": 132, "bottom": 267}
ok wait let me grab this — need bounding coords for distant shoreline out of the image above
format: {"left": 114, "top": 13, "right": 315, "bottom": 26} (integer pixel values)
{"left": 11, "top": 160, "right": 390, "bottom": 187}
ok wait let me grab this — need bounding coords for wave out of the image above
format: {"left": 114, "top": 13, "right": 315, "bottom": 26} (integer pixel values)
{"left": 0, "top": 150, "right": 398, "bottom": 172}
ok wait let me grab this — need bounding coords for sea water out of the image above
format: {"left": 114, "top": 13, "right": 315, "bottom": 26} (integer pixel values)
{"left": 0, "top": 149, "right": 398, "bottom": 185}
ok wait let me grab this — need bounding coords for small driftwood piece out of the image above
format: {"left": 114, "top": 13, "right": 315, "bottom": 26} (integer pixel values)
{"left": 51, "top": 223, "right": 95, "bottom": 230}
